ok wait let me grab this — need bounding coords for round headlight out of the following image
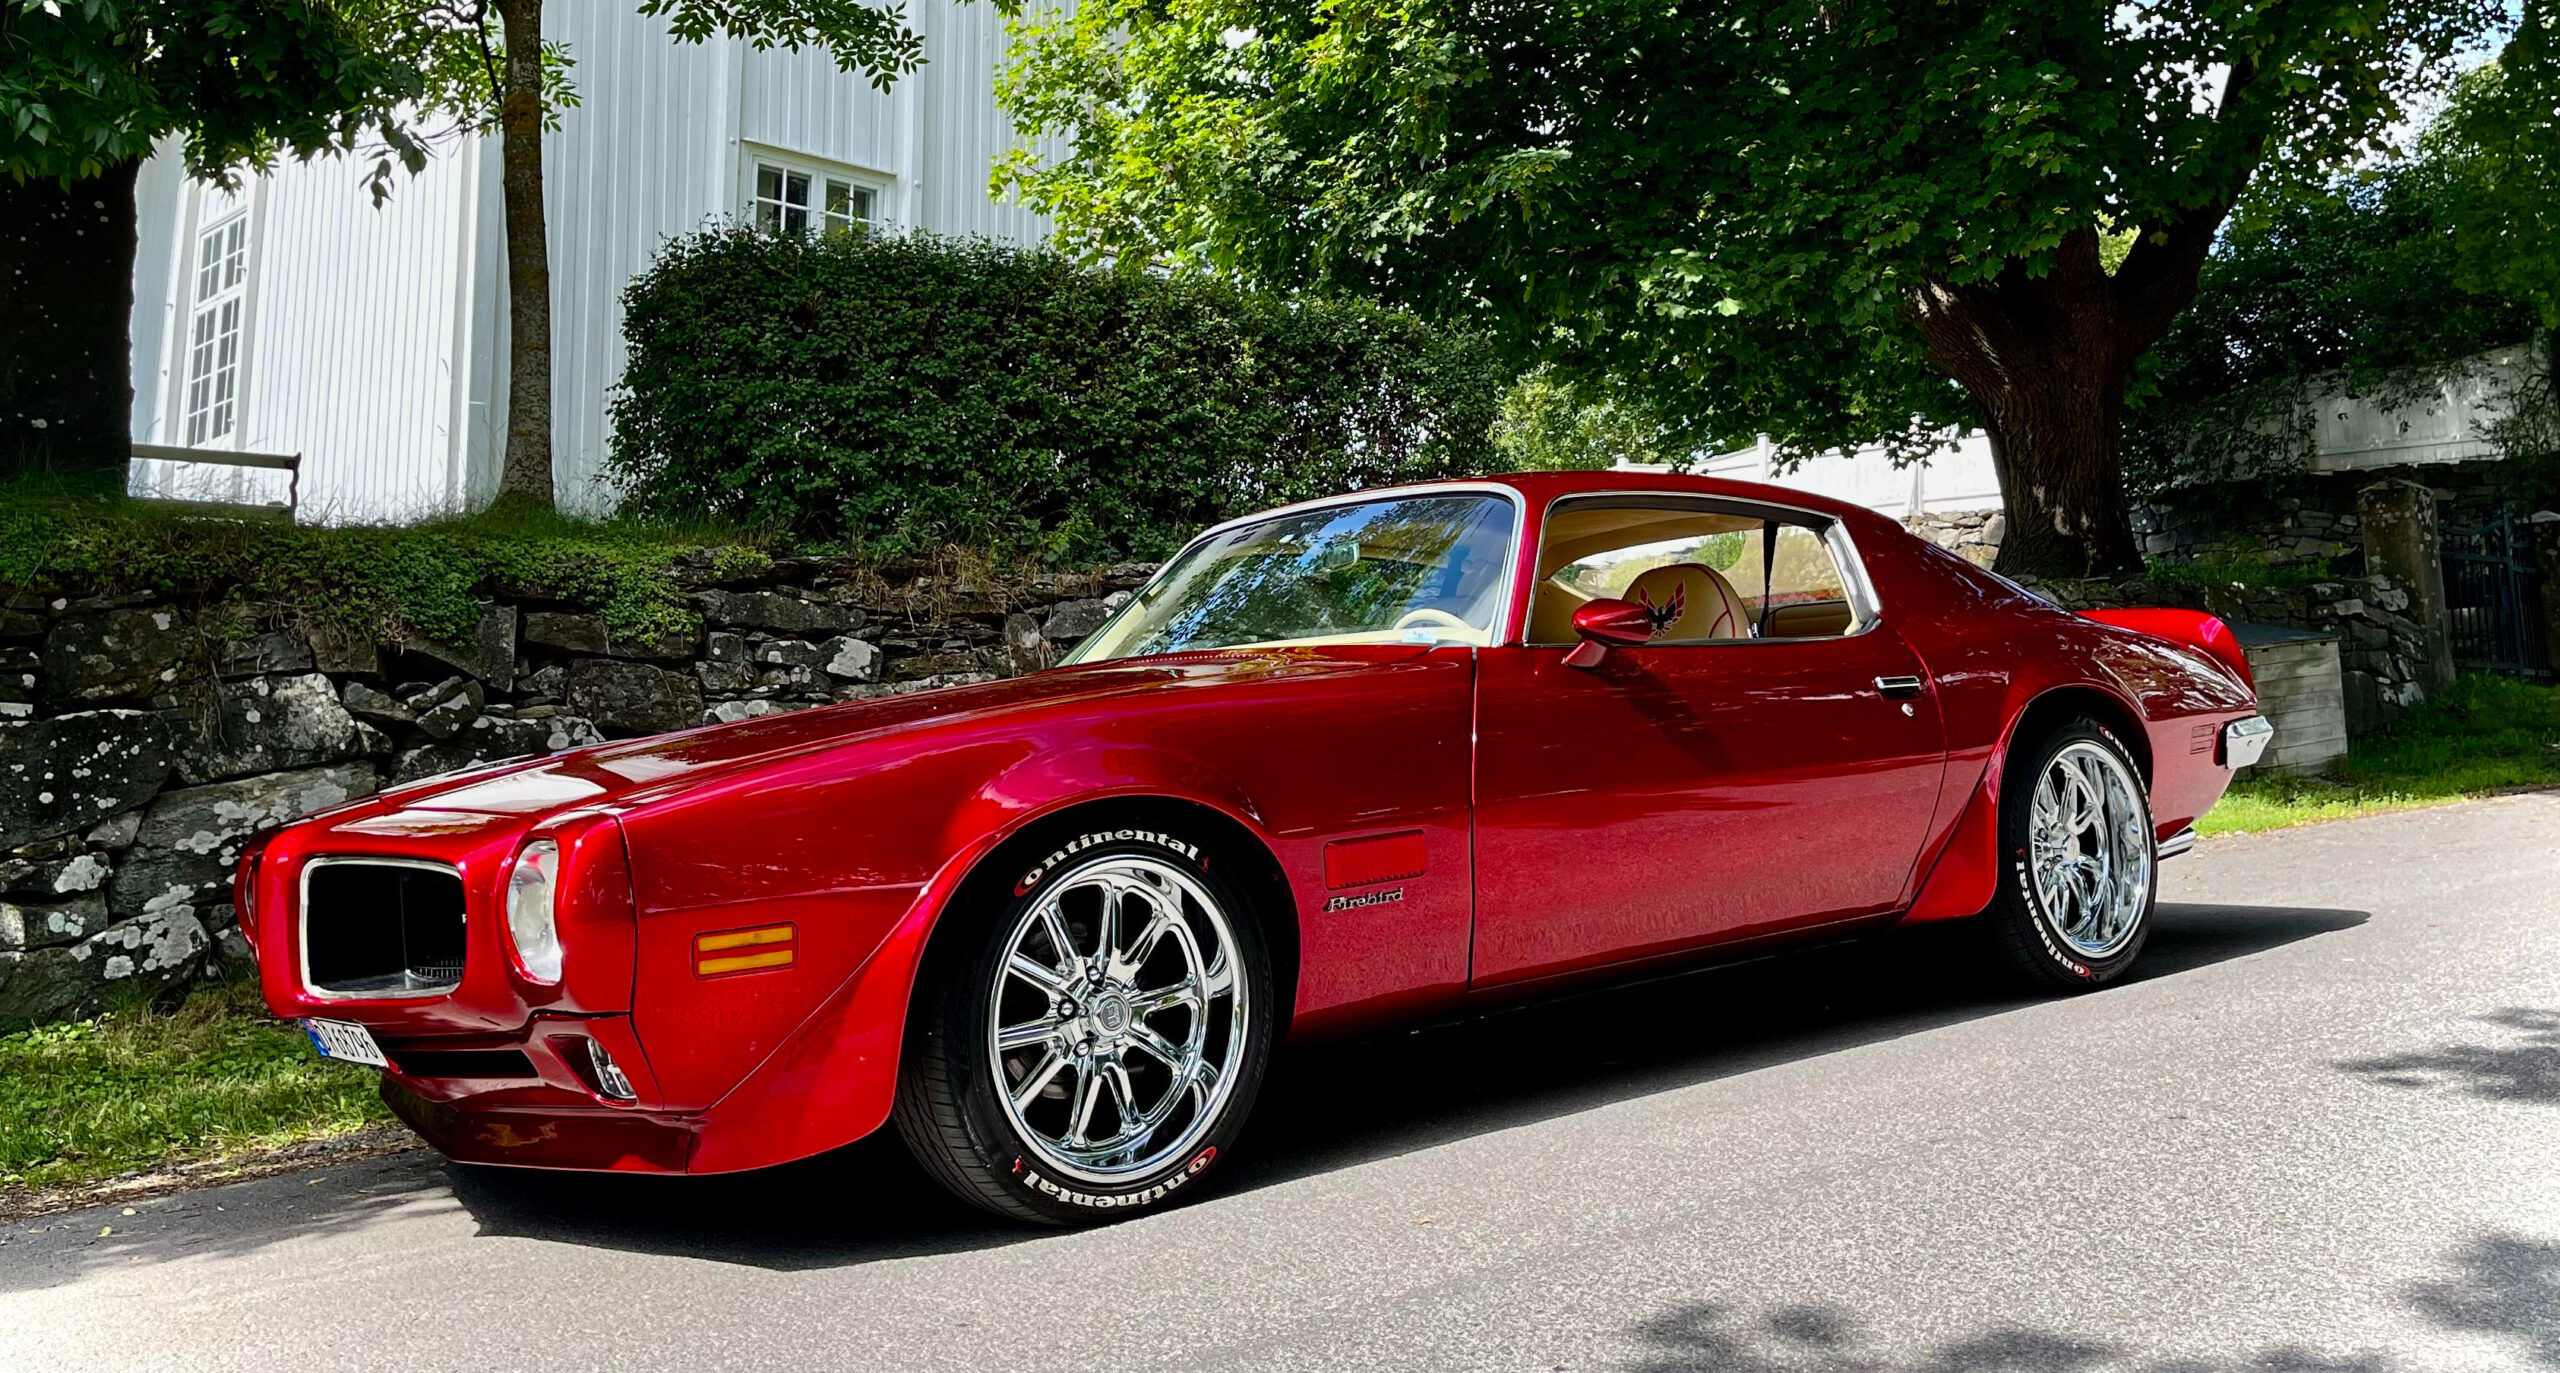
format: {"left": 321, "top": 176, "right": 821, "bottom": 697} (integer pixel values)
{"left": 505, "top": 839, "right": 563, "bottom": 984}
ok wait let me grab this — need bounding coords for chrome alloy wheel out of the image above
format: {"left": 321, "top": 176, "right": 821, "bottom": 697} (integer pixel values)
{"left": 986, "top": 854, "right": 1250, "bottom": 1185}
{"left": 2027, "top": 740, "right": 2154, "bottom": 959}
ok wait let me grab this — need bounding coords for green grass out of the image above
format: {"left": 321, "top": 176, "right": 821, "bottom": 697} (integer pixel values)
{"left": 0, "top": 484, "right": 777, "bottom": 646}
{"left": 2200, "top": 674, "right": 2560, "bottom": 835}
{"left": 0, "top": 981, "right": 392, "bottom": 1195}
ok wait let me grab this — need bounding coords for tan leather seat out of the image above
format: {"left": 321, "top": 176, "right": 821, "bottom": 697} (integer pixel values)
{"left": 1620, "top": 563, "right": 1752, "bottom": 643}
{"left": 1527, "top": 582, "right": 1593, "bottom": 644}
{"left": 1767, "top": 599, "right": 1856, "bottom": 638}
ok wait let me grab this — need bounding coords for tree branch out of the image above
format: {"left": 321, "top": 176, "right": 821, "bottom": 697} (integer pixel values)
{"left": 470, "top": 0, "right": 504, "bottom": 109}
{"left": 2111, "top": 49, "right": 2272, "bottom": 351}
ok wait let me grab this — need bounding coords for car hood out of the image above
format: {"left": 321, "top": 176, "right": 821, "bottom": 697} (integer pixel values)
{"left": 352, "top": 648, "right": 1429, "bottom": 830}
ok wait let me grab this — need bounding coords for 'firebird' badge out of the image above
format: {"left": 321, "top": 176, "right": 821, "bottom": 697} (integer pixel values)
{"left": 1635, "top": 583, "right": 1686, "bottom": 638}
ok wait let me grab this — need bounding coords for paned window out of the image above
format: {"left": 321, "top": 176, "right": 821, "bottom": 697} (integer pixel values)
{"left": 184, "top": 215, "right": 250, "bottom": 446}
{"left": 753, "top": 159, "right": 879, "bottom": 235}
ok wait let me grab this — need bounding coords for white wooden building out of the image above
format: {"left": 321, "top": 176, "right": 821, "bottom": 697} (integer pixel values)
{"left": 126, "top": 2, "right": 1048, "bottom": 522}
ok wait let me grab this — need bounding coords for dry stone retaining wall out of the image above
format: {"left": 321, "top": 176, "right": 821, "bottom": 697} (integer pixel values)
{"left": 0, "top": 556, "right": 1155, "bottom": 1033}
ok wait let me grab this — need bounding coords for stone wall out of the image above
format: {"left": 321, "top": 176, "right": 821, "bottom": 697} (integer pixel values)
{"left": 1912, "top": 460, "right": 2540, "bottom": 575}
{"left": 0, "top": 556, "right": 1155, "bottom": 1033}
{"left": 2130, "top": 461, "right": 2542, "bottom": 569}
{"left": 1903, "top": 510, "right": 2004, "bottom": 568}
{"left": 2014, "top": 568, "right": 2438, "bottom": 737}
{"left": 1916, "top": 464, "right": 2548, "bottom": 740}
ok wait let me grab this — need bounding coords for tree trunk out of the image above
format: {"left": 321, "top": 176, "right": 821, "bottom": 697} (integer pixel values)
{"left": 1974, "top": 355, "right": 2145, "bottom": 579}
{"left": 493, "top": 0, "right": 555, "bottom": 510}
{"left": 1, "top": 162, "right": 142, "bottom": 488}
{"left": 1911, "top": 222, "right": 2225, "bottom": 580}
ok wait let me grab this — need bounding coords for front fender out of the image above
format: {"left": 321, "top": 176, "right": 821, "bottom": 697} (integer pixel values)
{"left": 934, "top": 741, "right": 1271, "bottom": 874}
{"left": 686, "top": 763, "right": 1280, "bottom": 1175}
{"left": 631, "top": 648, "right": 1476, "bottom": 1172}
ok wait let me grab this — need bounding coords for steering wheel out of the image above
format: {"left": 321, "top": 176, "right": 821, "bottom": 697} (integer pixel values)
{"left": 1393, "top": 608, "right": 1472, "bottom": 635}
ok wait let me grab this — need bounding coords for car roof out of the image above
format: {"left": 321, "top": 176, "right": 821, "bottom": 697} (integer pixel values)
{"left": 1205, "top": 470, "right": 1883, "bottom": 535}
{"left": 1473, "top": 469, "right": 1879, "bottom": 525}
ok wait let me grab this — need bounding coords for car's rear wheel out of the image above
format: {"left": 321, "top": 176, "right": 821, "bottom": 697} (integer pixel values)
{"left": 895, "top": 831, "right": 1272, "bottom": 1225}
{"left": 1986, "top": 718, "right": 2157, "bottom": 991}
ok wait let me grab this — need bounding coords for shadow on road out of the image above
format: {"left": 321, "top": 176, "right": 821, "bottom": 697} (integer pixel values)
{"left": 0, "top": 900, "right": 2363, "bottom": 1283}
{"left": 1220, "top": 901, "right": 2367, "bottom": 1197}
{"left": 2406, "top": 1231, "right": 2560, "bottom": 1367}
{"left": 1622, "top": 1230, "right": 2560, "bottom": 1371}
{"left": 2340, "top": 1008, "right": 2560, "bottom": 1105}
{"left": 444, "top": 1133, "right": 1020, "bottom": 1267}
{"left": 452, "top": 899, "right": 2368, "bottom": 1268}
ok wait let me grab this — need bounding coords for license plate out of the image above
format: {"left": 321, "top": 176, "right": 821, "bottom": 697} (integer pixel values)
{"left": 304, "top": 1017, "right": 389, "bottom": 1069}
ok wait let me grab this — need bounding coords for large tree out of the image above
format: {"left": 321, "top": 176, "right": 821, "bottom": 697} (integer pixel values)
{"left": 997, "top": 0, "right": 2508, "bottom": 575}
{"left": 405, "top": 0, "right": 922, "bottom": 510}
{"left": 1, "top": 0, "right": 423, "bottom": 485}
{"left": 2128, "top": 18, "right": 2559, "bottom": 498}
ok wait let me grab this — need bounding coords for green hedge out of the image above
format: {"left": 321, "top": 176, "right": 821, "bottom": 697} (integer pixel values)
{"left": 608, "top": 228, "right": 1508, "bottom": 559}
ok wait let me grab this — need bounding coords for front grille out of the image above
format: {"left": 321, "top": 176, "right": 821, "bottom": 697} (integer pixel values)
{"left": 391, "top": 1049, "right": 538, "bottom": 1080}
{"left": 302, "top": 859, "right": 467, "bottom": 999}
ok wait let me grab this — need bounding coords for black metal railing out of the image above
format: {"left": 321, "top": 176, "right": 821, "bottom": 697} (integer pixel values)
{"left": 2442, "top": 509, "right": 2552, "bottom": 678}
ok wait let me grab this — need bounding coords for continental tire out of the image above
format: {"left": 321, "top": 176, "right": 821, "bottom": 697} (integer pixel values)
{"left": 1986, "top": 718, "right": 2157, "bottom": 992}
{"left": 894, "top": 828, "right": 1272, "bottom": 1225}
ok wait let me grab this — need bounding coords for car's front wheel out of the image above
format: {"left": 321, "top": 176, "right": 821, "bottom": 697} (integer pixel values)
{"left": 895, "top": 831, "right": 1272, "bottom": 1224}
{"left": 1986, "top": 718, "right": 2158, "bottom": 991}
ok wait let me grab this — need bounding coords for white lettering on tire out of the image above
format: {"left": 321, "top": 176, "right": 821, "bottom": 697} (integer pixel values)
{"left": 1015, "top": 830, "right": 1204, "bottom": 895}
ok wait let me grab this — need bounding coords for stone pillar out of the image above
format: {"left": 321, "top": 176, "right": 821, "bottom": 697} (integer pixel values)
{"left": 2357, "top": 479, "right": 2456, "bottom": 690}
{"left": 2533, "top": 511, "right": 2560, "bottom": 675}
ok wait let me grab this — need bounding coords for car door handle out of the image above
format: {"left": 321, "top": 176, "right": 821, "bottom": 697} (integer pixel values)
{"left": 1874, "top": 675, "right": 1925, "bottom": 700}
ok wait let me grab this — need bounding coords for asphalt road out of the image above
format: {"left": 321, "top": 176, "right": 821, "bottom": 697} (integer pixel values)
{"left": 4, "top": 795, "right": 2557, "bottom": 1373}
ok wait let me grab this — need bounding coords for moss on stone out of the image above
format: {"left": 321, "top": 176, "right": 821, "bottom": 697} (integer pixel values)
{"left": 0, "top": 495, "right": 775, "bottom": 648}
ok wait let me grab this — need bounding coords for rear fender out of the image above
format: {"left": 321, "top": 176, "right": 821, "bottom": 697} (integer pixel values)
{"left": 1898, "top": 676, "right": 2154, "bottom": 924}
{"left": 2078, "top": 609, "right": 2253, "bottom": 692}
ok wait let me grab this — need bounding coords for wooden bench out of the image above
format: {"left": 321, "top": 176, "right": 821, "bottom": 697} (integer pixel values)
{"left": 126, "top": 442, "right": 303, "bottom": 522}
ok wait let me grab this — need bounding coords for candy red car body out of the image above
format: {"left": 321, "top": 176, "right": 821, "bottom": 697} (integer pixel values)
{"left": 246, "top": 471, "right": 2264, "bottom": 1211}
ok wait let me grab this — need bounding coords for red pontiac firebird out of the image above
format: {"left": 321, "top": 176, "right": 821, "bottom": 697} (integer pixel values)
{"left": 245, "top": 472, "right": 2271, "bottom": 1224}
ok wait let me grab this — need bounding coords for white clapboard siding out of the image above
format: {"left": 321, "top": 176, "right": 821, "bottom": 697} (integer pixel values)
{"left": 519, "top": 5, "right": 743, "bottom": 515}
{"left": 2306, "top": 345, "right": 2527, "bottom": 473}
{"left": 250, "top": 143, "right": 481, "bottom": 522}
{"left": 130, "top": 5, "right": 1051, "bottom": 523}
{"left": 740, "top": 45, "right": 907, "bottom": 187}
{"left": 914, "top": 0, "right": 1061, "bottom": 244}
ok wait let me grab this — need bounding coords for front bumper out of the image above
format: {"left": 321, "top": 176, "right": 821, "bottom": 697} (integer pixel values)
{"left": 368, "top": 1014, "right": 697, "bottom": 1173}
{"left": 384, "top": 1082, "right": 698, "bottom": 1173}
{"left": 2223, "top": 715, "right": 2275, "bottom": 769}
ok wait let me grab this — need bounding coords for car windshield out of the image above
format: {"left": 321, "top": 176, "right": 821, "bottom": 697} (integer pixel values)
{"left": 1065, "top": 494, "right": 1518, "bottom": 663}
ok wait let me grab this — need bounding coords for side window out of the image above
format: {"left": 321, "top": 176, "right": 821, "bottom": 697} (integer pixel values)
{"left": 1741, "top": 523, "right": 1855, "bottom": 638}
{"left": 1528, "top": 499, "right": 1861, "bottom": 644}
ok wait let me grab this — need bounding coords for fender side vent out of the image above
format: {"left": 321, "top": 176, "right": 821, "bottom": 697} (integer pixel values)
{"left": 1324, "top": 831, "right": 1429, "bottom": 890}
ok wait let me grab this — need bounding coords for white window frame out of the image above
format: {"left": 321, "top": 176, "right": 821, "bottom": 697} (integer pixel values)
{"left": 181, "top": 208, "right": 252, "bottom": 447}
{"left": 741, "top": 146, "right": 891, "bottom": 237}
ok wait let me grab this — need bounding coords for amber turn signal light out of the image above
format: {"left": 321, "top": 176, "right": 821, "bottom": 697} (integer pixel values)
{"left": 694, "top": 923, "right": 796, "bottom": 977}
